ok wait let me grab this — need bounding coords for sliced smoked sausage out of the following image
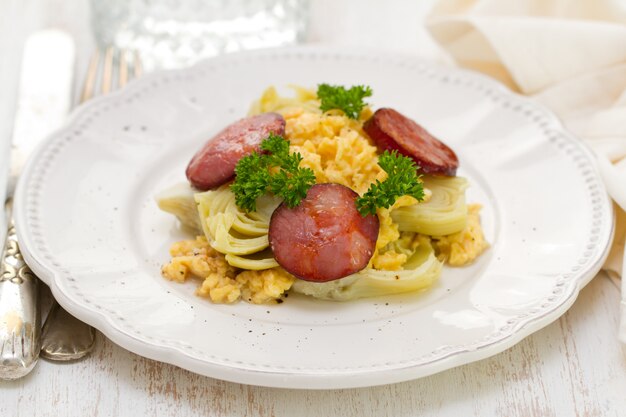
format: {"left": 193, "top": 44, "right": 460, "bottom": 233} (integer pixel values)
{"left": 269, "top": 183, "right": 379, "bottom": 282}
{"left": 363, "top": 108, "right": 459, "bottom": 176}
{"left": 186, "top": 112, "right": 286, "bottom": 190}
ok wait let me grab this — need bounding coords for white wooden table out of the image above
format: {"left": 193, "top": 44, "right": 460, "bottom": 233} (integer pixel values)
{"left": 2, "top": 1, "right": 626, "bottom": 416}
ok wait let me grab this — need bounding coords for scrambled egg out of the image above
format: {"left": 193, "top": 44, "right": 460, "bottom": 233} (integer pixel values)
{"left": 162, "top": 236, "right": 295, "bottom": 304}
{"left": 371, "top": 195, "right": 420, "bottom": 270}
{"left": 434, "top": 204, "right": 489, "bottom": 266}
{"left": 284, "top": 108, "right": 384, "bottom": 196}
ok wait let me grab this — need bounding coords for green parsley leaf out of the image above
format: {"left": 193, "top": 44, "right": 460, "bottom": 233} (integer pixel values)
{"left": 231, "top": 134, "right": 316, "bottom": 212}
{"left": 268, "top": 165, "right": 316, "bottom": 209}
{"left": 356, "top": 150, "right": 425, "bottom": 216}
{"left": 317, "top": 84, "right": 373, "bottom": 119}
{"left": 260, "top": 133, "right": 290, "bottom": 159}
{"left": 231, "top": 152, "right": 271, "bottom": 212}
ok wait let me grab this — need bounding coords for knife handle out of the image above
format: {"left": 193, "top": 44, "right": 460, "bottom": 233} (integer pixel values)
{"left": 0, "top": 200, "right": 40, "bottom": 379}
{"left": 41, "top": 299, "right": 96, "bottom": 361}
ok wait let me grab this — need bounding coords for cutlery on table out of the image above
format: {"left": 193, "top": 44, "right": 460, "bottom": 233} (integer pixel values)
{"left": 0, "top": 30, "right": 74, "bottom": 379}
{"left": 40, "top": 46, "right": 143, "bottom": 361}
{"left": 0, "top": 33, "right": 142, "bottom": 378}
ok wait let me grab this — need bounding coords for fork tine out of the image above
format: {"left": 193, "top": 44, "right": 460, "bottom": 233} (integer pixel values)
{"left": 118, "top": 50, "right": 129, "bottom": 88}
{"left": 80, "top": 51, "right": 99, "bottom": 103}
{"left": 101, "top": 46, "right": 114, "bottom": 94}
{"left": 133, "top": 50, "right": 143, "bottom": 78}
{"left": 80, "top": 47, "right": 142, "bottom": 105}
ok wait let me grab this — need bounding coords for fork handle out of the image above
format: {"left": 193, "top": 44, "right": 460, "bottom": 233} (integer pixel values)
{"left": 0, "top": 199, "right": 40, "bottom": 379}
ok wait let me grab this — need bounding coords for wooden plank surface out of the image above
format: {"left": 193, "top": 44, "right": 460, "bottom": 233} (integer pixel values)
{"left": 2, "top": 273, "right": 624, "bottom": 417}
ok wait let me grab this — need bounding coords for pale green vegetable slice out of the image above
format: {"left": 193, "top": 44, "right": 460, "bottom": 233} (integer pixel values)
{"left": 391, "top": 176, "right": 469, "bottom": 236}
{"left": 195, "top": 186, "right": 281, "bottom": 257}
{"left": 196, "top": 187, "right": 280, "bottom": 237}
{"left": 155, "top": 182, "right": 202, "bottom": 232}
{"left": 225, "top": 249, "right": 280, "bottom": 270}
{"left": 291, "top": 239, "right": 442, "bottom": 301}
{"left": 207, "top": 211, "right": 269, "bottom": 255}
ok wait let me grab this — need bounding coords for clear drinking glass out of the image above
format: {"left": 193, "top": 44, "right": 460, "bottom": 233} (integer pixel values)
{"left": 90, "top": 0, "right": 310, "bottom": 70}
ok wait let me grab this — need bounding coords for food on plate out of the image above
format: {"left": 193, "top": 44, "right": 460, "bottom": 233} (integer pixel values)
{"left": 157, "top": 84, "right": 488, "bottom": 304}
{"left": 364, "top": 108, "right": 459, "bottom": 176}
{"left": 390, "top": 175, "right": 468, "bottom": 236}
{"left": 186, "top": 112, "right": 286, "bottom": 190}
{"left": 161, "top": 236, "right": 293, "bottom": 304}
{"left": 269, "top": 183, "right": 380, "bottom": 282}
{"left": 316, "top": 84, "right": 373, "bottom": 119}
{"left": 230, "top": 132, "right": 316, "bottom": 212}
{"left": 434, "top": 204, "right": 488, "bottom": 266}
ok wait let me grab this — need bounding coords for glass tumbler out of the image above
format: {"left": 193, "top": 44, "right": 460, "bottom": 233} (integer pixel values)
{"left": 90, "top": 0, "right": 310, "bottom": 70}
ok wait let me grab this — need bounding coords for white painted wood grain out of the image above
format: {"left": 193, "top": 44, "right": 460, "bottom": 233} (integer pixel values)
{"left": 2, "top": 273, "right": 625, "bottom": 417}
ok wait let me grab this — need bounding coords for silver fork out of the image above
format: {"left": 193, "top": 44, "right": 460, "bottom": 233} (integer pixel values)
{"left": 40, "top": 47, "right": 142, "bottom": 361}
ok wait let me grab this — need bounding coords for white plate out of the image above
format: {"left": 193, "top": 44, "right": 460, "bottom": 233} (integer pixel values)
{"left": 14, "top": 47, "right": 613, "bottom": 389}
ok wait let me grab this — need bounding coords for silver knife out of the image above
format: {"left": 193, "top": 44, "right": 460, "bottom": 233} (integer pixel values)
{"left": 0, "top": 30, "right": 74, "bottom": 379}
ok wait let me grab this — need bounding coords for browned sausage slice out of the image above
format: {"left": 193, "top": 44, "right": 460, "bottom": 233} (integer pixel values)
{"left": 186, "top": 113, "right": 286, "bottom": 190}
{"left": 363, "top": 108, "right": 459, "bottom": 176}
{"left": 269, "top": 183, "right": 379, "bottom": 282}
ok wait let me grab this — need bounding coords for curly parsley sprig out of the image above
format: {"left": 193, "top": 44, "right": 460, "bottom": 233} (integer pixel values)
{"left": 317, "top": 84, "right": 373, "bottom": 119}
{"left": 231, "top": 134, "right": 316, "bottom": 212}
{"left": 356, "top": 150, "right": 425, "bottom": 216}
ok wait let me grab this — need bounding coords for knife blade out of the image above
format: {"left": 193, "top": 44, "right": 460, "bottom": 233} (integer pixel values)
{"left": 0, "top": 30, "right": 74, "bottom": 380}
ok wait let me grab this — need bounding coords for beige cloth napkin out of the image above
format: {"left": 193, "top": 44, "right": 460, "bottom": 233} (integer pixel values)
{"left": 426, "top": 0, "right": 626, "bottom": 341}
